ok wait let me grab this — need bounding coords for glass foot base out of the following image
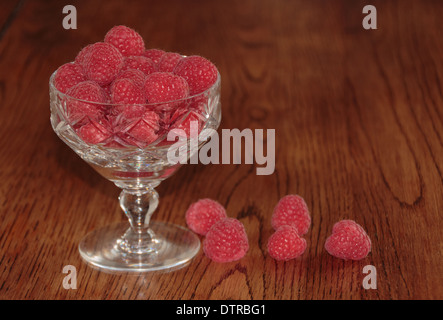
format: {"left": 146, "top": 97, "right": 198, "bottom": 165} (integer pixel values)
{"left": 79, "top": 221, "right": 201, "bottom": 272}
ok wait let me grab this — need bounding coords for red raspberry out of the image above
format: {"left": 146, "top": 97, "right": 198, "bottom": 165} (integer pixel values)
{"left": 115, "top": 69, "right": 146, "bottom": 88}
{"left": 104, "top": 25, "right": 145, "bottom": 57}
{"left": 54, "top": 63, "right": 86, "bottom": 93}
{"left": 144, "top": 72, "right": 189, "bottom": 104}
{"left": 66, "top": 81, "right": 108, "bottom": 122}
{"left": 271, "top": 195, "right": 311, "bottom": 236}
{"left": 325, "top": 220, "right": 371, "bottom": 261}
{"left": 267, "top": 225, "right": 307, "bottom": 261}
{"left": 83, "top": 42, "right": 124, "bottom": 86}
{"left": 123, "top": 111, "right": 160, "bottom": 146}
{"left": 112, "top": 104, "right": 146, "bottom": 122}
{"left": 157, "top": 52, "right": 182, "bottom": 72}
{"left": 185, "top": 199, "right": 227, "bottom": 235}
{"left": 110, "top": 78, "right": 145, "bottom": 105}
{"left": 111, "top": 105, "right": 159, "bottom": 133}
{"left": 142, "top": 49, "right": 165, "bottom": 65}
{"left": 169, "top": 110, "right": 203, "bottom": 138}
{"left": 203, "top": 218, "right": 249, "bottom": 263}
{"left": 76, "top": 120, "right": 112, "bottom": 144}
{"left": 173, "top": 55, "right": 218, "bottom": 95}
{"left": 75, "top": 44, "right": 93, "bottom": 67}
{"left": 126, "top": 121, "right": 158, "bottom": 145}
{"left": 102, "top": 83, "right": 112, "bottom": 96}
{"left": 122, "top": 56, "right": 156, "bottom": 75}
{"left": 141, "top": 110, "right": 160, "bottom": 131}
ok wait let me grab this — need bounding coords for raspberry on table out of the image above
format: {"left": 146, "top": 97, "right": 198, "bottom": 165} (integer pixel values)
{"left": 185, "top": 199, "right": 227, "bottom": 235}
{"left": 82, "top": 42, "right": 124, "bottom": 86}
{"left": 173, "top": 55, "right": 218, "bottom": 95}
{"left": 65, "top": 80, "right": 108, "bottom": 122}
{"left": 104, "top": 25, "right": 145, "bottom": 57}
{"left": 122, "top": 55, "right": 156, "bottom": 75}
{"left": 271, "top": 195, "right": 311, "bottom": 236}
{"left": 54, "top": 63, "right": 86, "bottom": 93}
{"left": 157, "top": 52, "right": 182, "bottom": 72}
{"left": 325, "top": 220, "right": 371, "bottom": 261}
{"left": 267, "top": 225, "right": 307, "bottom": 261}
{"left": 110, "top": 78, "right": 145, "bottom": 105}
{"left": 143, "top": 72, "right": 190, "bottom": 104}
{"left": 115, "top": 69, "right": 146, "bottom": 88}
{"left": 142, "top": 49, "right": 165, "bottom": 65}
{"left": 203, "top": 218, "right": 249, "bottom": 263}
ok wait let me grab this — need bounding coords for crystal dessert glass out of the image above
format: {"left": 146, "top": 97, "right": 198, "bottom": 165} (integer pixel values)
{"left": 49, "top": 71, "right": 221, "bottom": 272}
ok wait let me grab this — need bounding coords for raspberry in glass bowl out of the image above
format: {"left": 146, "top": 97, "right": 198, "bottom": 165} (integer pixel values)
{"left": 49, "top": 25, "right": 221, "bottom": 272}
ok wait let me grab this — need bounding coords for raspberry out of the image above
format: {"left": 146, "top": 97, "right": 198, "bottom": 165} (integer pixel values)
{"left": 267, "top": 225, "right": 307, "bottom": 261}
{"left": 185, "top": 199, "right": 227, "bottom": 235}
{"left": 112, "top": 104, "right": 146, "bottom": 122}
{"left": 203, "top": 218, "right": 249, "bottom": 263}
{"left": 126, "top": 120, "right": 158, "bottom": 145}
{"left": 142, "top": 49, "right": 165, "bottom": 65}
{"left": 82, "top": 42, "right": 124, "bottom": 86}
{"left": 110, "top": 78, "right": 145, "bottom": 105}
{"left": 141, "top": 110, "right": 160, "bottom": 131}
{"left": 104, "top": 25, "right": 145, "bottom": 57}
{"left": 111, "top": 105, "right": 159, "bottom": 131}
{"left": 169, "top": 110, "right": 203, "bottom": 138}
{"left": 122, "top": 56, "right": 156, "bottom": 75}
{"left": 121, "top": 111, "right": 160, "bottom": 146}
{"left": 173, "top": 55, "right": 218, "bottom": 95}
{"left": 75, "top": 44, "right": 93, "bottom": 67}
{"left": 189, "top": 95, "right": 209, "bottom": 113}
{"left": 144, "top": 72, "right": 189, "bottom": 104}
{"left": 54, "top": 63, "right": 86, "bottom": 93}
{"left": 271, "top": 195, "right": 311, "bottom": 236}
{"left": 115, "top": 69, "right": 146, "bottom": 88}
{"left": 325, "top": 220, "right": 371, "bottom": 261}
{"left": 157, "top": 52, "right": 182, "bottom": 72}
{"left": 76, "top": 120, "right": 112, "bottom": 144}
{"left": 66, "top": 81, "right": 108, "bottom": 122}
{"left": 102, "top": 83, "right": 112, "bottom": 96}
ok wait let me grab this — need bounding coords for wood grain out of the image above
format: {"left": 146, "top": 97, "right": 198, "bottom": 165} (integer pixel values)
{"left": 0, "top": 0, "right": 442, "bottom": 300}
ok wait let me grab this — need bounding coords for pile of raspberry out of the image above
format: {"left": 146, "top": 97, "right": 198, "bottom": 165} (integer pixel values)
{"left": 185, "top": 199, "right": 249, "bottom": 263}
{"left": 186, "top": 195, "right": 371, "bottom": 263}
{"left": 53, "top": 25, "right": 218, "bottom": 147}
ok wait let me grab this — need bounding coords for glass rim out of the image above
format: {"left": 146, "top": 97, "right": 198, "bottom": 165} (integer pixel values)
{"left": 49, "top": 69, "right": 221, "bottom": 107}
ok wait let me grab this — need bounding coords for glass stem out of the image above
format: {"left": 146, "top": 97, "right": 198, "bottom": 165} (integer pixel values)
{"left": 118, "top": 186, "right": 160, "bottom": 254}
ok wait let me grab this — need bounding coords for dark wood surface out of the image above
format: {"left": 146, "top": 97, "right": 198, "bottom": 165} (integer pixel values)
{"left": 0, "top": 0, "right": 442, "bottom": 300}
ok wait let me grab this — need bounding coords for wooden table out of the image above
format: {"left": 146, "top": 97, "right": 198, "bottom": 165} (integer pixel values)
{"left": 0, "top": 0, "right": 442, "bottom": 300}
